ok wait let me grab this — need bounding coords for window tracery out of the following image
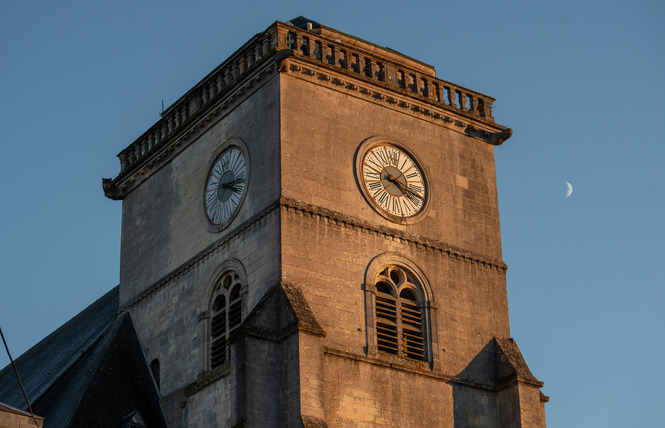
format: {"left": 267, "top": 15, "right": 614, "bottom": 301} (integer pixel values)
{"left": 210, "top": 270, "right": 243, "bottom": 369}
{"left": 374, "top": 265, "right": 427, "bottom": 361}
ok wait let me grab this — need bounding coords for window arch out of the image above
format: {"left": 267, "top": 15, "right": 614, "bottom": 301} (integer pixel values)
{"left": 375, "top": 266, "right": 426, "bottom": 360}
{"left": 209, "top": 269, "right": 244, "bottom": 369}
{"left": 364, "top": 253, "right": 437, "bottom": 366}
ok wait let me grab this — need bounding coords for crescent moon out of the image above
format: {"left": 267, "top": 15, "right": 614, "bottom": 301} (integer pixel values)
{"left": 565, "top": 181, "right": 573, "bottom": 198}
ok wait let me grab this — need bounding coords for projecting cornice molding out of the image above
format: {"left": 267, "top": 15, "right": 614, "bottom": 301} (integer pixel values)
{"left": 279, "top": 197, "right": 507, "bottom": 272}
{"left": 103, "top": 57, "right": 279, "bottom": 200}
{"left": 279, "top": 56, "right": 510, "bottom": 144}
{"left": 118, "top": 196, "right": 506, "bottom": 314}
{"left": 104, "top": 20, "right": 511, "bottom": 200}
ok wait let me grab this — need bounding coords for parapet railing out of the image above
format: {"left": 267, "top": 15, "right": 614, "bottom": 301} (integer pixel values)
{"left": 280, "top": 25, "right": 495, "bottom": 123}
{"left": 117, "top": 21, "right": 496, "bottom": 174}
{"left": 117, "top": 26, "right": 279, "bottom": 173}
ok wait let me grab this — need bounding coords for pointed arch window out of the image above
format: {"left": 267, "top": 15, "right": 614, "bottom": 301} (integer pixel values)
{"left": 374, "top": 266, "right": 426, "bottom": 361}
{"left": 210, "top": 270, "right": 243, "bottom": 369}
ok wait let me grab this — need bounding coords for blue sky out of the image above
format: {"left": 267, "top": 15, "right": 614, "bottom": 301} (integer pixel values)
{"left": 1, "top": 1, "right": 663, "bottom": 426}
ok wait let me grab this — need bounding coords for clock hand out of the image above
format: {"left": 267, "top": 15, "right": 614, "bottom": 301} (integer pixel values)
{"left": 221, "top": 178, "right": 246, "bottom": 189}
{"left": 386, "top": 174, "right": 424, "bottom": 200}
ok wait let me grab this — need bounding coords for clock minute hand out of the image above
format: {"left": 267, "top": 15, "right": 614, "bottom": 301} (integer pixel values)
{"left": 221, "top": 178, "right": 246, "bottom": 189}
{"left": 387, "top": 175, "right": 423, "bottom": 200}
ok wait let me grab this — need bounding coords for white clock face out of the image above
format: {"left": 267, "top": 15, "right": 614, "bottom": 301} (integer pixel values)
{"left": 205, "top": 148, "right": 247, "bottom": 225}
{"left": 361, "top": 144, "right": 427, "bottom": 218}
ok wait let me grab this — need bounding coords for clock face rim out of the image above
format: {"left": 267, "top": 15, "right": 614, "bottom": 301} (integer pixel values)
{"left": 355, "top": 137, "right": 431, "bottom": 225}
{"left": 203, "top": 141, "right": 250, "bottom": 232}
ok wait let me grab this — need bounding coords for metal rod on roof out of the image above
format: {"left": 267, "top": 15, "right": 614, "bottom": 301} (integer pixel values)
{"left": 0, "top": 326, "right": 41, "bottom": 426}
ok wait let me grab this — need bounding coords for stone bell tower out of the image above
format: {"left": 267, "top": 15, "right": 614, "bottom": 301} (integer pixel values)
{"left": 104, "top": 16, "right": 547, "bottom": 427}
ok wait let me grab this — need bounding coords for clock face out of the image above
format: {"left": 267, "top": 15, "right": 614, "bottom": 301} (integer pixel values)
{"left": 205, "top": 148, "right": 247, "bottom": 226}
{"left": 360, "top": 144, "right": 427, "bottom": 219}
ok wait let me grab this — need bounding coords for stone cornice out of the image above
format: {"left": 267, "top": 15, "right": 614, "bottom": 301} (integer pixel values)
{"left": 325, "top": 347, "right": 544, "bottom": 391}
{"left": 105, "top": 20, "right": 512, "bottom": 201}
{"left": 277, "top": 22, "right": 508, "bottom": 129}
{"left": 104, "top": 56, "right": 280, "bottom": 200}
{"left": 280, "top": 56, "right": 511, "bottom": 144}
{"left": 280, "top": 196, "right": 507, "bottom": 272}
{"left": 117, "top": 200, "right": 281, "bottom": 314}
{"left": 118, "top": 195, "right": 506, "bottom": 314}
{"left": 324, "top": 346, "right": 448, "bottom": 381}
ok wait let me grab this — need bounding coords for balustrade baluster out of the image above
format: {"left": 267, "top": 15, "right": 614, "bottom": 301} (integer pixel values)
{"left": 313, "top": 41, "right": 322, "bottom": 61}
{"left": 127, "top": 150, "right": 136, "bottom": 165}
{"left": 397, "top": 70, "right": 405, "bottom": 89}
{"left": 296, "top": 35, "right": 306, "bottom": 57}
{"left": 202, "top": 86, "right": 210, "bottom": 104}
{"left": 232, "top": 62, "right": 239, "bottom": 80}
{"left": 215, "top": 75, "right": 223, "bottom": 95}
{"left": 182, "top": 104, "right": 189, "bottom": 122}
{"left": 383, "top": 63, "right": 396, "bottom": 86}
{"left": 270, "top": 28, "right": 288, "bottom": 49}
{"left": 262, "top": 35, "right": 270, "bottom": 57}
{"left": 239, "top": 57, "right": 247, "bottom": 74}
{"left": 432, "top": 82, "right": 441, "bottom": 103}
{"left": 485, "top": 99, "right": 494, "bottom": 119}
{"left": 119, "top": 152, "right": 129, "bottom": 171}
{"left": 246, "top": 50, "right": 254, "bottom": 68}
{"left": 224, "top": 69, "right": 232, "bottom": 87}
{"left": 287, "top": 32, "right": 296, "bottom": 50}
{"left": 254, "top": 42, "right": 262, "bottom": 63}
{"left": 146, "top": 133, "right": 155, "bottom": 150}
{"left": 446, "top": 87, "right": 454, "bottom": 107}
{"left": 371, "top": 61, "right": 379, "bottom": 80}
{"left": 161, "top": 123, "right": 168, "bottom": 140}
{"left": 333, "top": 47, "right": 341, "bottom": 69}
{"left": 350, "top": 53, "right": 360, "bottom": 74}
{"left": 469, "top": 95, "right": 477, "bottom": 115}
{"left": 174, "top": 109, "right": 181, "bottom": 128}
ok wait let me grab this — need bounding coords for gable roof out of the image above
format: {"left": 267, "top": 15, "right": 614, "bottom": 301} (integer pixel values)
{"left": 0, "top": 287, "right": 167, "bottom": 428}
{"left": 0, "top": 287, "right": 119, "bottom": 408}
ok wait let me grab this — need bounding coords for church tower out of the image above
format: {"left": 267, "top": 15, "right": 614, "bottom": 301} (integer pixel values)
{"left": 104, "top": 17, "right": 547, "bottom": 427}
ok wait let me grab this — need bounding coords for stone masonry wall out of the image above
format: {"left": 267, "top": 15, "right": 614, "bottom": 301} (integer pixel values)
{"left": 119, "top": 76, "right": 282, "bottom": 306}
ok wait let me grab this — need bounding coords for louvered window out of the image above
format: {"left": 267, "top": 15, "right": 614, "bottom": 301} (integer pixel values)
{"left": 210, "top": 271, "right": 243, "bottom": 369}
{"left": 374, "top": 266, "right": 426, "bottom": 361}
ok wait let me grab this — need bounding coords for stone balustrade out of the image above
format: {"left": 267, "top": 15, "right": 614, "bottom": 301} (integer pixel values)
{"left": 117, "top": 26, "right": 278, "bottom": 173}
{"left": 117, "top": 21, "right": 496, "bottom": 174}
{"left": 278, "top": 25, "right": 495, "bottom": 124}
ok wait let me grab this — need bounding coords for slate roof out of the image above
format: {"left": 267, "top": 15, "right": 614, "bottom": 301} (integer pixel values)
{"left": 0, "top": 287, "right": 119, "bottom": 408}
{"left": 0, "top": 287, "right": 167, "bottom": 427}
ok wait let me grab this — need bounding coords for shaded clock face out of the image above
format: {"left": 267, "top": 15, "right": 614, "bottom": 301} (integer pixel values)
{"left": 205, "top": 148, "right": 247, "bottom": 226}
{"left": 360, "top": 144, "right": 427, "bottom": 219}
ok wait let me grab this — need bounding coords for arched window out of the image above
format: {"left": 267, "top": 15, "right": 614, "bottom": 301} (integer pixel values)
{"left": 374, "top": 265, "right": 427, "bottom": 361}
{"left": 210, "top": 270, "right": 243, "bottom": 369}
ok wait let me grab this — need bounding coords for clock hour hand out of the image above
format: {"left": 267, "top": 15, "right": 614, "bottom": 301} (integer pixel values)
{"left": 221, "top": 178, "right": 245, "bottom": 189}
{"left": 386, "top": 174, "right": 423, "bottom": 200}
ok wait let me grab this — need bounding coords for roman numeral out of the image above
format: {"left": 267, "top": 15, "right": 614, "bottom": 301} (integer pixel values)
{"left": 408, "top": 183, "right": 423, "bottom": 194}
{"left": 376, "top": 149, "right": 389, "bottom": 166}
{"left": 367, "top": 154, "right": 383, "bottom": 170}
{"left": 405, "top": 192, "right": 422, "bottom": 208}
{"left": 376, "top": 191, "right": 389, "bottom": 208}
{"left": 364, "top": 168, "right": 381, "bottom": 180}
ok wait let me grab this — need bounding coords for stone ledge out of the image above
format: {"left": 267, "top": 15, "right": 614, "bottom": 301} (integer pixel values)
{"left": 281, "top": 196, "right": 507, "bottom": 272}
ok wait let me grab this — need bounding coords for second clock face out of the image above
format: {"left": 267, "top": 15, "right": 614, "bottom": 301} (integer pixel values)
{"left": 361, "top": 144, "right": 427, "bottom": 219}
{"left": 205, "top": 147, "right": 247, "bottom": 226}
